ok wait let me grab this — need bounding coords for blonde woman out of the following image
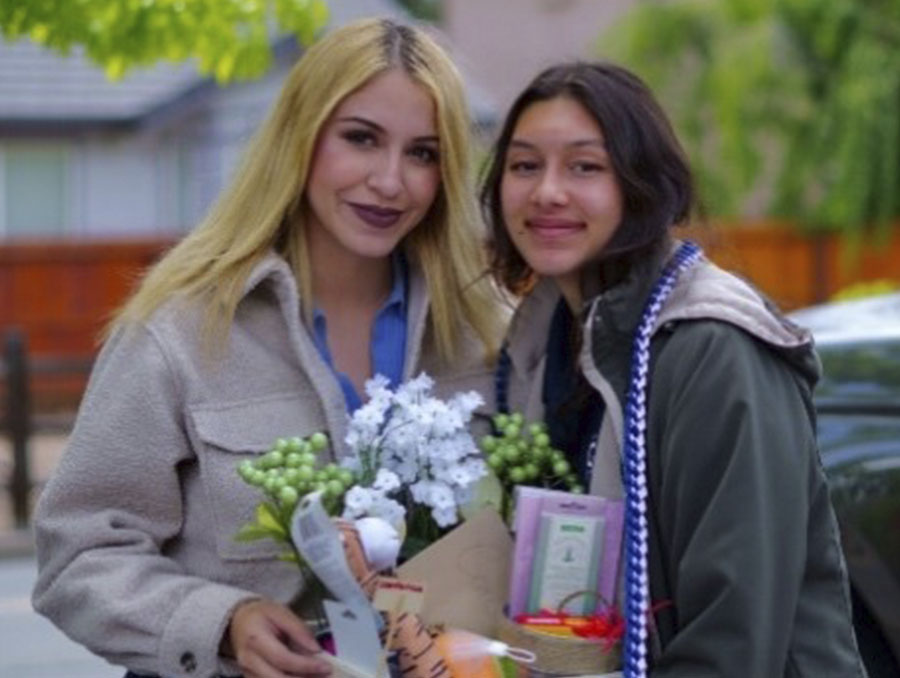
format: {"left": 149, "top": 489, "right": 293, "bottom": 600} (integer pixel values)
{"left": 32, "top": 19, "right": 500, "bottom": 678}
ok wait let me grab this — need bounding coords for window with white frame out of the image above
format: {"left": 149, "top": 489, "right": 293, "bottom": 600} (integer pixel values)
{"left": 1, "top": 145, "right": 68, "bottom": 237}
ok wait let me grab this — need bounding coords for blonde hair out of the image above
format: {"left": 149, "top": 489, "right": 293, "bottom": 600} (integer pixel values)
{"left": 112, "top": 18, "right": 499, "bottom": 363}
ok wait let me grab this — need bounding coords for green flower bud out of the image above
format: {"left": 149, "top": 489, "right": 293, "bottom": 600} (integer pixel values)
{"left": 480, "top": 435, "right": 498, "bottom": 452}
{"left": 309, "top": 432, "right": 329, "bottom": 451}
{"left": 528, "top": 422, "right": 547, "bottom": 437}
{"left": 279, "top": 486, "right": 299, "bottom": 507}
{"left": 502, "top": 445, "right": 521, "bottom": 463}
{"left": 265, "top": 450, "right": 284, "bottom": 469}
{"left": 487, "top": 453, "right": 505, "bottom": 470}
{"left": 552, "top": 459, "right": 571, "bottom": 476}
{"left": 238, "top": 460, "right": 255, "bottom": 479}
{"left": 503, "top": 424, "right": 520, "bottom": 440}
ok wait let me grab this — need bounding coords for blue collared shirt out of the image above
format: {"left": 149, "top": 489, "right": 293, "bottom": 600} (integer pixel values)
{"left": 312, "top": 256, "right": 408, "bottom": 412}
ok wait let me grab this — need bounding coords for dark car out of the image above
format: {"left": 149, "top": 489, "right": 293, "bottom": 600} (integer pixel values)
{"left": 790, "top": 293, "right": 900, "bottom": 678}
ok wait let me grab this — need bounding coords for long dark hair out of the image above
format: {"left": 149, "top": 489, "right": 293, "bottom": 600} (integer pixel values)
{"left": 480, "top": 61, "right": 695, "bottom": 293}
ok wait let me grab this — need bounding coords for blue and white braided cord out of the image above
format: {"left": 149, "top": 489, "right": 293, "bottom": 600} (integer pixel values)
{"left": 622, "top": 241, "right": 702, "bottom": 678}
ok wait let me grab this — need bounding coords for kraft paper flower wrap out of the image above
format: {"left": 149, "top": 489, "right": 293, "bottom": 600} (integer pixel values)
{"left": 235, "top": 374, "right": 524, "bottom": 677}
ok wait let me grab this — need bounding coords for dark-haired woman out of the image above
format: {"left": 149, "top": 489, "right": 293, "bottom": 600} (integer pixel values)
{"left": 483, "top": 62, "right": 866, "bottom": 677}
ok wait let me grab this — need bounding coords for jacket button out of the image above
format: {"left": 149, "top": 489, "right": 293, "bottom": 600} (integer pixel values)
{"left": 180, "top": 651, "right": 197, "bottom": 673}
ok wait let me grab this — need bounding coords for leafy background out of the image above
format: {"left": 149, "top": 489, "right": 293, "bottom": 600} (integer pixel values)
{"left": 599, "top": 0, "right": 900, "bottom": 236}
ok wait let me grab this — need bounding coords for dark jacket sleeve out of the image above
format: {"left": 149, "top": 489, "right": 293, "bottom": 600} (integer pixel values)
{"left": 644, "top": 321, "right": 862, "bottom": 678}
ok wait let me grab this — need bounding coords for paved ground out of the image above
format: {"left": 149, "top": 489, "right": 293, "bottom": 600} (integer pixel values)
{"left": 0, "top": 555, "right": 123, "bottom": 677}
{"left": 0, "top": 431, "right": 125, "bottom": 676}
{"left": 0, "top": 431, "right": 68, "bottom": 557}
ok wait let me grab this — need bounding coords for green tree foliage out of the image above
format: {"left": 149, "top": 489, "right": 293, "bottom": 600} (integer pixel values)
{"left": 395, "top": 0, "right": 441, "bottom": 22}
{"left": 0, "top": 0, "right": 329, "bottom": 82}
{"left": 599, "top": 0, "right": 900, "bottom": 233}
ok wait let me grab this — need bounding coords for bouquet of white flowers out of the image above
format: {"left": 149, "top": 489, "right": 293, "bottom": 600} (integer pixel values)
{"left": 340, "top": 373, "right": 487, "bottom": 557}
{"left": 235, "top": 372, "right": 487, "bottom": 561}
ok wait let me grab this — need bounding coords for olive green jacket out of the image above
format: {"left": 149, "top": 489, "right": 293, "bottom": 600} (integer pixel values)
{"left": 503, "top": 242, "right": 867, "bottom": 677}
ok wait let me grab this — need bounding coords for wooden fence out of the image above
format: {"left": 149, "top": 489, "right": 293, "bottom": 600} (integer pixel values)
{"left": 688, "top": 221, "right": 900, "bottom": 311}
{"left": 0, "top": 238, "right": 173, "bottom": 412}
{"left": 1, "top": 224, "right": 899, "bottom": 413}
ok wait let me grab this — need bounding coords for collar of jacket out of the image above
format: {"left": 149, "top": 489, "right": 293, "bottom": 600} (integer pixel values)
{"left": 232, "top": 251, "right": 432, "bottom": 460}
{"left": 240, "top": 250, "right": 431, "bottom": 380}
{"left": 583, "top": 241, "right": 673, "bottom": 396}
{"left": 504, "top": 238, "right": 674, "bottom": 363}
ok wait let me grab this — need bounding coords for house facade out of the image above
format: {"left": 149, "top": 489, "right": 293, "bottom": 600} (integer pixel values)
{"left": 0, "top": 0, "right": 419, "bottom": 241}
{"left": 442, "top": 0, "right": 635, "bottom": 114}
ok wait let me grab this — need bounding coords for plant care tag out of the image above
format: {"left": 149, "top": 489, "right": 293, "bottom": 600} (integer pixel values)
{"left": 291, "top": 492, "right": 382, "bottom": 630}
{"left": 372, "top": 577, "right": 425, "bottom": 615}
{"left": 323, "top": 599, "right": 384, "bottom": 678}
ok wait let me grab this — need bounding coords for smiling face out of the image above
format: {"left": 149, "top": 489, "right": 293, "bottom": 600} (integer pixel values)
{"left": 305, "top": 68, "right": 441, "bottom": 268}
{"left": 500, "top": 96, "right": 624, "bottom": 307}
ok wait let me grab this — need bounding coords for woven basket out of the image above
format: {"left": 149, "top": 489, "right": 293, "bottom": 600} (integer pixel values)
{"left": 497, "top": 590, "right": 621, "bottom": 678}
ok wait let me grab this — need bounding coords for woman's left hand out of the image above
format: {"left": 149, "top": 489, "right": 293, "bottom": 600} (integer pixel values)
{"left": 227, "top": 598, "right": 333, "bottom": 677}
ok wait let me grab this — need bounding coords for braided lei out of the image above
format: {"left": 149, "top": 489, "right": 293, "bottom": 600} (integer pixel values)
{"left": 494, "top": 241, "right": 703, "bottom": 677}
{"left": 621, "top": 240, "right": 702, "bottom": 678}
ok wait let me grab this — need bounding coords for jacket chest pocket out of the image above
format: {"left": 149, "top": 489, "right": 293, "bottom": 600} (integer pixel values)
{"left": 189, "top": 393, "right": 327, "bottom": 561}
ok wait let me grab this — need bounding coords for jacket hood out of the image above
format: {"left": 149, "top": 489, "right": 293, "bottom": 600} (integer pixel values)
{"left": 506, "top": 240, "right": 822, "bottom": 390}
{"left": 656, "top": 245, "right": 821, "bottom": 389}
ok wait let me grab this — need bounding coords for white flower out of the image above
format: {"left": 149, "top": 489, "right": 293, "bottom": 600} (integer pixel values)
{"left": 343, "top": 486, "right": 375, "bottom": 518}
{"left": 447, "top": 464, "right": 477, "bottom": 487}
{"left": 364, "top": 373, "right": 392, "bottom": 400}
{"left": 429, "top": 482, "right": 456, "bottom": 510}
{"left": 353, "top": 399, "right": 387, "bottom": 432}
{"left": 399, "top": 372, "right": 434, "bottom": 399}
{"left": 411, "top": 480, "right": 455, "bottom": 510}
{"left": 409, "top": 479, "right": 431, "bottom": 505}
{"left": 432, "top": 505, "right": 458, "bottom": 528}
{"left": 429, "top": 404, "right": 463, "bottom": 437}
{"left": 451, "top": 391, "right": 484, "bottom": 419}
{"left": 389, "top": 457, "right": 419, "bottom": 484}
{"left": 341, "top": 372, "right": 486, "bottom": 538}
{"left": 372, "top": 468, "right": 401, "bottom": 493}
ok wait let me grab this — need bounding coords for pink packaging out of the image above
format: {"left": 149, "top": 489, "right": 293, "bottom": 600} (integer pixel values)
{"left": 507, "top": 486, "right": 623, "bottom": 618}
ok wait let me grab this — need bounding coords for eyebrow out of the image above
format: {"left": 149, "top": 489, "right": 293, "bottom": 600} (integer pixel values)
{"left": 337, "top": 116, "right": 439, "bottom": 144}
{"left": 509, "top": 139, "right": 606, "bottom": 150}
